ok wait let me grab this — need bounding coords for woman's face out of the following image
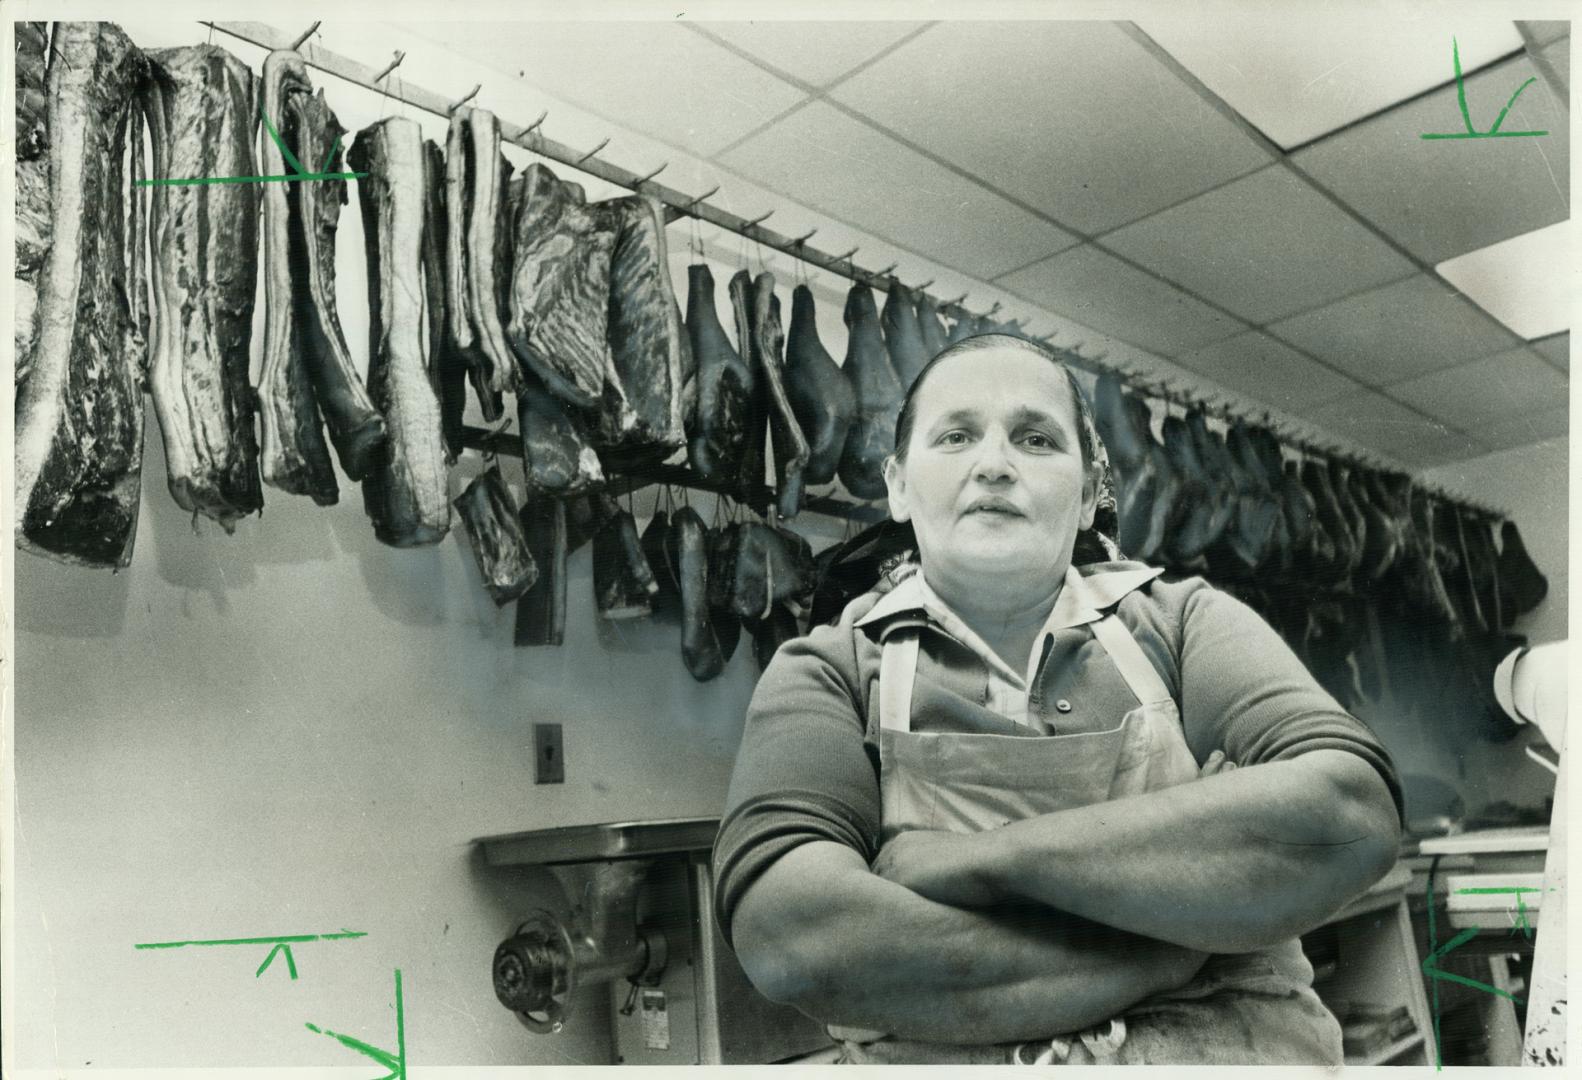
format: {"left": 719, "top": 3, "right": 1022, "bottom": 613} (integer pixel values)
{"left": 883, "top": 347, "right": 1097, "bottom": 586}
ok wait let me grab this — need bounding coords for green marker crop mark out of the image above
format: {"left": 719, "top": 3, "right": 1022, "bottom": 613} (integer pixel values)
{"left": 1454, "top": 885, "right": 1540, "bottom": 938}
{"left": 307, "top": 968, "right": 407, "bottom": 1080}
{"left": 1420, "top": 37, "right": 1548, "bottom": 139}
{"left": 1425, "top": 864, "right": 1538, "bottom": 1068}
{"left": 134, "top": 928, "right": 367, "bottom": 981}
{"left": 136, "top": 108, "right": 368, "bottom": 187}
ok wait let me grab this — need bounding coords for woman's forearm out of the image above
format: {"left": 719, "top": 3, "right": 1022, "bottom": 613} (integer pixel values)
{"left": 730, "top": 840, "right": 1206, "bottom": 1044}
{"left": 976, "top": 750, "right": 1401, "bottom": 952}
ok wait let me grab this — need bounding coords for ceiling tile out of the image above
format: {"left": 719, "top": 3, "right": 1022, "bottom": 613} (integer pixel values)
{"left": 1519, "top": 21, "right": 1571, "bottom": 47}
{"left": 1175, "top": 331, "right": 1363, "bottom": 411}
{"left": 1478, "top": 405, "right": 1570, "bottom": 451}
{"left": 1387, "top": 347, "right": 1568, "bottom": 429}
{"left": 691, "top": 21, "right": 928, "bottom": 88}
{"left": 717, "top": 100, "right": 1079, "bottom": 280}
{"left": 1533, "top": 332, "right": 1569, "bottom": 371}
{"left": 1138, "top": 18, "right": 1524, "bottom": 149}
{"left": 1304, "top": 390, "right": 1483, "bottom": 463}
{"left": 829, "top": 21, "right": 1271, "bottom": 235}
{"left": 997, "top": 245, "right": 1247, "bottom": 356}
{"left": 1266, "top": 274, "right": 1523, "bottom": 386}
{"left": 1291, "top": 50, "right": 1570, "bottom": 265}
{"left": 1436, "top": 221, "right": 1571, "bottom": 339}
{"left": 1386, "top": 428, "right": 1494, "bottom": 468}
{"left": 407, "top": 21, "right": 808, "bottom": 158}
{"left": 1100, "top": 165, "right": 1417, "bottom": 323}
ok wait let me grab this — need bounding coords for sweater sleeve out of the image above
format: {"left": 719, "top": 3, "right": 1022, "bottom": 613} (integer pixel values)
{"left": 711, "top": 623, "right": 883, "bottom": 950}
{"left": 1164, "top": 578, "right": 1406, "bottom": 825}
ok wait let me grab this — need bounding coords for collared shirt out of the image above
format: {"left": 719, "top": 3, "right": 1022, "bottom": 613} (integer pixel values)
{"left": 711, "top": 561, "right": 1406, "bottom": 946}
{"left": 853, "top": 563, "right": 1165, "bottom": 728}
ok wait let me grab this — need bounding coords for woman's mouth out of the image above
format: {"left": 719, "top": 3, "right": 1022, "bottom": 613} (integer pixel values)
{"left": 964, "top": 498, "right": 1024, "bottom": 517}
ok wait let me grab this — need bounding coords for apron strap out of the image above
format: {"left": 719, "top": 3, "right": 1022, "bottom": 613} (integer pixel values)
{"left": 878, "top": 631, "right": 921, "bottom": 733}
{"left": 1088, "top": 612, "right": 1173, "bottom": 708}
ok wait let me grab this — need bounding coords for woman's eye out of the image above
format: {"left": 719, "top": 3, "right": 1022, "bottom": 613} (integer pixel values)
{"left": 938, "top": 431, "right": 970, "bottom": 446}
{"left": 1021, "top": 432, "right": 1055, "bottom": 450}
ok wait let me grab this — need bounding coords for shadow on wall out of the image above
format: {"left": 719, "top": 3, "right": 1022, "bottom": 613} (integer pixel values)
{"left": 1353, "top": 617, "right": 1558, "bottom": 829}
{"left": 328, "top": 504, "right": 452, "bottom": 629}
{"left": 141, "top": 406, "right": 338, "bottom": 604}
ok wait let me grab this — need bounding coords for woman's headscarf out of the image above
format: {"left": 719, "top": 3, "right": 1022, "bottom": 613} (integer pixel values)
{"left": 1067, "top": 369, "right": 1124, "bottom": 566}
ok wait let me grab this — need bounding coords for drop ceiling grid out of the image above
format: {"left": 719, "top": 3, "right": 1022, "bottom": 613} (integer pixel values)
{"left": 761, "top": 21, "right": 1553, "bottom": 467}
{"left": 688, "top": 18, "right": 1542, "bottom": 379}
{"left": 692, "top": 20, "right": 1284, "bottom": 347}
{"left": 673, "top": 21, "right": 1567, "bottom": 471}
{"left": 1387, "top": 346, "right": 1569, "bottom": 430}
{"left": 824, "top": 21, "right": 1276, "bottom": 234}
{"left": 689, "top": 20, "right": 936, "bottom": 91}
{"left": 407, "top": 20, "right": 811, "bottom": 159}
{"left": 1108, "top": 20, "right": 1552, "bottom": 343}
{"left": 1130, "top": 19, "right": 1530, "bottom": 152}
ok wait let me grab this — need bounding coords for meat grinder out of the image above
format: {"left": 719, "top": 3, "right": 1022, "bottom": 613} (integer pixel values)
{"left": 477, "top": 817, "right": 832, "bottom": 1064}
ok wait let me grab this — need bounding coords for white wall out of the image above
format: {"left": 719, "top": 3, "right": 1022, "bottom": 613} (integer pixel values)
{"left": 14, "top": 400, "right": 773, "bottom": 1068}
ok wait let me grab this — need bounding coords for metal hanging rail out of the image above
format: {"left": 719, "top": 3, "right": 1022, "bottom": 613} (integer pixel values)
{"left": 205, "top": 21, "right": 962, "bottom": 302}
{"left": 203, "top": 20, "right": 1505, "bottom": 522}
{"left": 457, "top": 425, "right": 888, "bottom": 525}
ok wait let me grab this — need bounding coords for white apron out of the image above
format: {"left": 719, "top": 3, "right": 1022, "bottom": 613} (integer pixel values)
{"left": 829, "top": 609, "right": 1344, "bottom": 1065}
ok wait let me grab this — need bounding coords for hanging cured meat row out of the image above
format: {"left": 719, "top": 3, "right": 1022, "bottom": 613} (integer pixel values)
{"left": 13, "top": 24, "right": 1549, "bottom": 692}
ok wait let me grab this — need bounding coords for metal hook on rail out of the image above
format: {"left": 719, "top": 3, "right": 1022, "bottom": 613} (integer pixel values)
{"left": 522, "top": 109, "right": 549, "bottom": 137}
{"left": 372, "top": 51, "right": 406, "bottom": 83}
{"left": 833, "top": 246, "right": 861, "bottom": 272}
{"left": 792, "top": 227, "right": 819, "bottom": 246}
{"left": 943, "top": 293, "right": 969, "bottom": 309}
{"left": 290, "top": 22, "right": 322, "bottom": 51}
{"left": 914, "top": 278, "right": 935, "bottom": 292}
{"left": 447, "top": 84, "right": 482, "bottom": 113}
{"left": 684, "top": 184, "right": 720, "bottom": 217}
{"left": 875, "top": 262, "right": 899, "bottom": 280}
{"left": 633, "top": 161, "right": 670, "bottom": 188}
{"left": 575, "top": 136, "right": 611, "bottom": 166}
{"left": 745, "top": 209, "right": 776, "bottom": 231}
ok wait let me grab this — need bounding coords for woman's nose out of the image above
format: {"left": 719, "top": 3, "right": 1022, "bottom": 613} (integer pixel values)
{"left": 972, "top": 431, "right": 1016, "bottom": 482}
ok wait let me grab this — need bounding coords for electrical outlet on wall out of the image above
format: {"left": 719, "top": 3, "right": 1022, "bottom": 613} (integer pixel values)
{"left": 534, "top": 723, "right": 564, "bottom": 784}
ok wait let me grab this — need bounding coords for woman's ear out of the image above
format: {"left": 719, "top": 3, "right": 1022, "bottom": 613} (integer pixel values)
{"left": 883, "top": 454, "right": 911, "bottom": 523}
{"left": 1079, "top": 466, "right": 1099, "bottom": 531}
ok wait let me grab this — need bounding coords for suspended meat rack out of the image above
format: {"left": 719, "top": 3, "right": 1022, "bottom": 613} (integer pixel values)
{"left": 204, "top": 19, "right": 1506, "bottom": 523}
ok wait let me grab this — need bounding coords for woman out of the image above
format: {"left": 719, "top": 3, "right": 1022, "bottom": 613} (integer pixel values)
{"left": 712, "top": 335, "right": 1404, "bottom": 1064}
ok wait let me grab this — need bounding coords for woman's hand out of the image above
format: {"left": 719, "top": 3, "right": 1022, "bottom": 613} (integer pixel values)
{"left": 871, "top": 830, "right": 1001, "bottom": 908}
{"left": 1199, "top": 749, "right": 1237, "bottom": 777}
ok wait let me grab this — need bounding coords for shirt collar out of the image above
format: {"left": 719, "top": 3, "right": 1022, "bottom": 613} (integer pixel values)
{"left": 855, "top": 561, "right": 1164, "bottom": 693}
{"left": 854, "top": 561, "right": 1165, "bottom": 636}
